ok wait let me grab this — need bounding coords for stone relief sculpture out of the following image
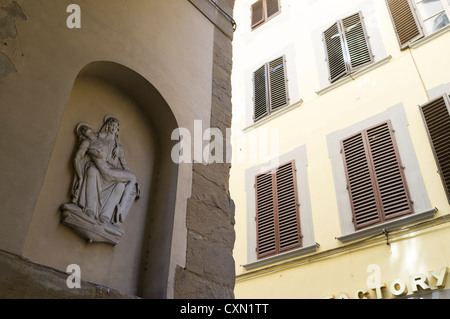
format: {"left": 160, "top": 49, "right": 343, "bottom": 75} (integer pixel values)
{"left": 61, "top": 115, "right": 140, "bottom": 245}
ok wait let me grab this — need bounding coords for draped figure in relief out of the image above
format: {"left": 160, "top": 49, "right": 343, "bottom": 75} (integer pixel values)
{"left": 61, "top": 115, "right": 140, "bottom": 244}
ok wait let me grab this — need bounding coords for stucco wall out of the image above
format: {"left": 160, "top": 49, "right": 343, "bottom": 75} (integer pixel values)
{"left": 231, "top": 0, "right": 450, "bottom": 299}
{"left": 0, "top": 0, "right": 236, "bottom": 298}
{"left": 22, "top": 75, "right": 158, "bottom": 295}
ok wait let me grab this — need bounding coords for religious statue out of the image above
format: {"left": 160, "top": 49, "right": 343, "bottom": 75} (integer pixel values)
{"left": 60, "top": 115, "right": 140, "bottom": 245}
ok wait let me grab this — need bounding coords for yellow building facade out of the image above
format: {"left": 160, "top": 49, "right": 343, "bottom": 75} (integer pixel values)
{"left": 231, "top": 0, "right": 450, "bottom": 299}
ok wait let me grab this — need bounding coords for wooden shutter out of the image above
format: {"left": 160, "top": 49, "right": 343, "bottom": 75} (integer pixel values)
{"left": 324, "top": 12, "right": 374, "bottom": 83}
{"left": 420, "top": 95, "right": 450, "bottom": 203}
{"left": 266, "top": 0, "right": 280, "bottom": 20}
{"left": 385, "top": 0, "right": 424, "bottom": 49}
{"left": 253, "top": 56, "right": 289, "bottom": 122}
{"left": 342, "top": 131, "right": 382, "bottom": 228}
{"left": 275, "top": 162, "right": 302, "bottom": 253}
{"left": 342, "top": 12, "right": 373, "bottom": 71}
{"left": 323, "top": 21, "right": 349, "bottom": 83}
{"left": 255, "top": 161, "right": 302, "bottom": 259}
{"left": 366, "top": 122, "right": 413, "bottom": 221}
{"left": 255, "top": 172, "right": 277, "bottom": 258}
{"left": 268, "top": 56, "right": 289, "bottom": 111}
{"left": 341, "top": 121, "right": 413, "bottom": 230}
{"left": 253, "top": 64, "right": 268, "bottom": 121}
{"left": 251, "top": 0, "right": 265, "bottom": 29}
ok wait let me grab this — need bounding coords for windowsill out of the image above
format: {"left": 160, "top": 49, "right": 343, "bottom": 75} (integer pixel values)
{"left": 243, "top": 99, "right": 303, "bottom": 133}
{"left": 336, "top": 208, "right": 437, "bottom": 243}
{"left": 409, "top": 24, "right": 450, "bottom": 49}
{"left": 315, "top": 56, "right": 392, "bottom": 96}
{"left": 242, "top": 243, "right": 319, "bottom": 271}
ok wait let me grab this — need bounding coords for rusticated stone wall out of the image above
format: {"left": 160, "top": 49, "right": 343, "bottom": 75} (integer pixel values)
{"left": 175, "top": 0, "right": 236, "bottom": 299}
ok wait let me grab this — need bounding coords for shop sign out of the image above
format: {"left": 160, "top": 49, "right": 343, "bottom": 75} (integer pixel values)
{"left": 324, "top": 266, "right": 448, "bottom": 299}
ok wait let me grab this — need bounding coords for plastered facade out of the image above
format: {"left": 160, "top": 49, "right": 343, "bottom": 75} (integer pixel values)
{"left": 231, "top": 0, "right": 450, "bottom": 299}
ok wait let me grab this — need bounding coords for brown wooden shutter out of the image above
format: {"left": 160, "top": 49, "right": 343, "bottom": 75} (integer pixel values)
{"left": 266, "top": 0, "right": 280, "bottom": 20}
{"left": 342, "top": 12, "right": 373, "bottom": 71}
{"left": 323, "top": 21, "right": 348, "bottom": 83}
{"left": 275, "top": 162, "right": 302, "bottom": 253}
{"left": 342, "top": 131, "right": 382, "bottom": 229}
{"left": 420, "top": 95, "right": 450, "bottom": 203}
{"left": 251, "top": 0, "right": 265, "bottom": 29}
{"left": 341, "top": 121, "right": 413, "bottom": 230}
{"left": 253, "top": 64, "right": 268, "bottom": 121}
{"left": 385, "top": 0, "right": 424, "bottom": 49}
{"left": 268, "top": 56, "right": 289, "bottom": 111}
{"left": 255, "top": 161, "right": 302, "bottom": 259}
{"left": 366, "top": 122, "right": 413, "bottom": 221}
{"left": 255, "top": 172, "right": 277, "bottom": 258}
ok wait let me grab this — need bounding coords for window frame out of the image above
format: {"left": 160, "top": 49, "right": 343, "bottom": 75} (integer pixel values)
{"left": 340, "top": 120, "right": 414, "bottom": 231}
{"left": 322, "top": 11, "right": 374, "bottom": 83}
{"left": 252, "top": 55, "right": 290, "bottom": 123}
{"left": 385, "top": 0, "right": 450, "bottom": 49}
{"left": 255, "top": 160, "right": 303, "bottom": 259}
{"left": 243, "top": 146, "right": 317, "bottom": 270}
{"left": 251, "top": 0, "right": 281, "bottom": 30}
{"left": 327, "top": 104, "right": 435, "bottom": 243}
{"left": 412, "top": 0, "right": 450, "bottom": 35}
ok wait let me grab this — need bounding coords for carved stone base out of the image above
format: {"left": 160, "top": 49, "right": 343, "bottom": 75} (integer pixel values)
{"left": 60, "top": 203, "right": 124, "bottom": 245}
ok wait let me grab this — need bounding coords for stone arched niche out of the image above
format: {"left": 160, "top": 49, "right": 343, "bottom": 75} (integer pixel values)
{"left": 23, "top": 61, "right": 179, "bottom": 298}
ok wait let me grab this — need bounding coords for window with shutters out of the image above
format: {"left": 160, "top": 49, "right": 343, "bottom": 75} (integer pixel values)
{"left": 341, "top": 121, "right": 413, "bottom": 230}
{"left": 253, "top": 56, "right": 289, "bottom": 122}
{"left": 385, "top": 0, "right": 450, "bottom": 49}
{"left": 251, "top": 0, "right": 281, "bottom": 30}
{"left": 328, "top": 106, "right": 435, "bottom": 243}
{"left": 255, "top": 161, "right": 302, "bottom": 259}
{"left": 322, "top": 12, "right": 374, "bottom": 83}
{"left": 419, "top": 95, "right": 450, "bottom": 203}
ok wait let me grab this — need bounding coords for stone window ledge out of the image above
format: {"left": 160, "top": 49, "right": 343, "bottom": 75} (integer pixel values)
{"left": 243, "top": 99, "right": 303, "bottom": 133}
{"left": 242, "top": 243, "right": 319, "bottom": 271}
{"left": 316, "top": 56, "right": 392, "bottom": 96}
{"left": 336, "top": 208, "right": 437, "bottom": 244}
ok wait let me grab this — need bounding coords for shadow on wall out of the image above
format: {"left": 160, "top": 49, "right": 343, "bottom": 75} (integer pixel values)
{"left": 24, "top": 61, "right": 180, "bottom": 298}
